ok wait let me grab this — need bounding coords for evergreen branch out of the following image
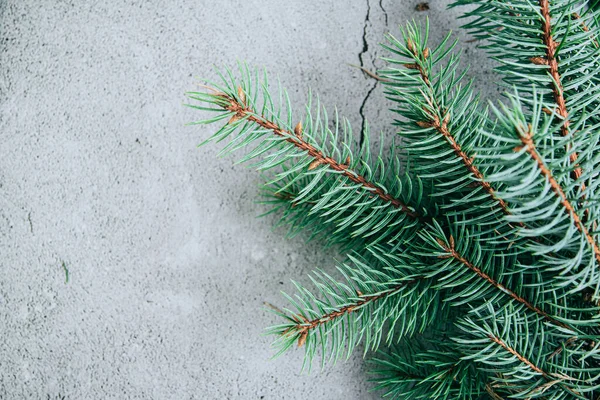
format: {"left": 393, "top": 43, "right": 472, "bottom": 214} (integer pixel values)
{"left": 484, "top": 333, "right": 586, "bottom": 398}
{"left": 189, "top": 16, "right": 600, "bottom": 397}
{"left": 456, "top": 307, "right": 590, "bottom": 399}
{"left": 538, "top": 0, "right": 583, "bottom": 184}
{"left": 218, "top": 91, "right": 422, "bottom": 220}
{"left": 453, "top": 0, "right": 600, "bottom": 209}
{"left": 487, "top": 333, "right": 546, "bottom": 376}
{"left": 517, "top": 123, "right": 600, "bottom": 264}
{"left": 382, "top": 22, "right": 515, "bottom": 228}
{"left": 289, "top": 278, "right": 419, "bottom": 345}
{"left": 419, "top": 108, "right": 512, "bottom": 217}
{"left": 434, "top": 233, "right": 570, "bottom": 330}
{"left": 482, "top": 92, "right": 600, "bottom": 294}
{"left": 423, "top": 221, "right": 600, "bottom": 368}
{"left": 267, "top": 252, "right": 440, "bottom": 369}
{"left": 189, "top": 69, "right": 427, "bottom": 249}
{"left": 370, "top": 340, "right": 489, "bottom": 399}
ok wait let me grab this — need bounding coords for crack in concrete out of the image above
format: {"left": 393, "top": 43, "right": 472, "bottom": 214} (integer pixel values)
{"left": 358, "top": 0, "right": 372, "bottom": 148}
{"left": 358, "top": 81, "right": 378, "bottom": 148}
{"left": 357, "top": 0, "right": 384, "bottom": 148}
{"left": 379, "top": 0, "right": 388, "bottom": 26}
{"left": 358, "top": 0, "right": 370, "bottom": 69}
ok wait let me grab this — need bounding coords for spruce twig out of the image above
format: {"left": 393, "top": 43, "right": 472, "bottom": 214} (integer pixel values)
{"left": 436, "top": 237, "right": 572, "bottom": 331}
{"left": 403, "top": 40, "right": 515, "bottom": 220}
{"left": 286, "top": 278, "right": 419, "bottom": 347}
{"left": 218, "top": 89, "right": 423, "bottom": 220}
{"left": 517, "top": 124, "right": 600, "bottom": 264}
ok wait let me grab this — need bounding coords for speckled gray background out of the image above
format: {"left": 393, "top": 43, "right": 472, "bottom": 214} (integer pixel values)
{"left": 0, "top": 1, "right": 499, "bottom": 399}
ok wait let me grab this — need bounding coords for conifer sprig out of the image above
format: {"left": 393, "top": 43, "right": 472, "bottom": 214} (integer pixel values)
{"left": 483, "top": 93, "right": 600, "bottom": 293}
{"left": 381, "top": 23, "right": 515, "bottom": 232}
{"left": 452, "top": 0, "right": 600, "bottom": 193}
{"left": 455, "top": 304, "right": 598, "bottom": 398}
{"left": 221, "top": 93, "right": 419, "bottom": 218}
{"left": 429, "top": 229, "right": 569, "bottom": 330}
{"left": 538, "top": 0, "right": 582, "bottom": 183}
{"left": 187, "top": 69, "right": 426, "bottom": 251}
{"left": 266, "top": 253, "right": 438, "bottom": 370}
{"left": 370, "top": 341, "right": 489, "bottom": 399}
{"left": 517, "top": 122, "right": 600, "bottom": 262}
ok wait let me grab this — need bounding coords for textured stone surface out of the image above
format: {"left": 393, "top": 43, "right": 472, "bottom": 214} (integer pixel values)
{"left": 0, "top": 1, "right": 498, "bottom": 398}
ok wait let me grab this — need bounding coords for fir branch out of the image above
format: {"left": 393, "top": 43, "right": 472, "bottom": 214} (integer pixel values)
{"left": 189, "top": 16, "right": 600, "bottom": 398}
{"left": 517, "top": 123, "right": 600, "bottom": 264}
{"left": 267, "top": 252, "right": 440, "bottom": 368}
{"left": 419, "top": 108, "right": 512, "bottom": 217}
{"left": 288, "top": 278, "right": 419, "bottom": 346}
{"left": 382, "top": 24, "right": 515, "bottom": 228}
{"left": 189, "top": 70, "right": 427, "bottom": 250}
{"left": 487, "top": 333, "right": 546, "bottom": 376}
{"left": 454, "top": 0, "right": 600, "bottom": 201}
{"left": 216, "top": 89, "right": 422, "bottom": 220}
{"left": 482, "top": 92, "right": 600, "bottom": 295}
{"left": 484, "top": 333, "right": 586, "bottom": 398}
{"left": 434, "top": 233, "right": 570, "bottom": 330}
{"left": 370, "top": 339, "right": 489, "bottom": 399}
{"left": 456, "top": 308, "right": 590, "bottom": 399}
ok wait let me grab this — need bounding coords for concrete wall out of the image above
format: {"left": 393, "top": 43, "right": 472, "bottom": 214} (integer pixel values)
{"left": 0, "top": 1, "right": 498, "bottom": 398}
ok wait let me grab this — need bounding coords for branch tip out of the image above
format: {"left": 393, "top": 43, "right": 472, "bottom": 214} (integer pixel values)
{"left": 237, "top": 86, "right": 246, "bottom": 104}
{"left": 530, "top": 56, "right": 548, "bottom": 65}
{"left": 294, "top": 121, "right": 303, "bottom": 138}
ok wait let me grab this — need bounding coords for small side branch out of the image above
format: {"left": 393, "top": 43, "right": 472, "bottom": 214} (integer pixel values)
{"left": 420, "top": 112, "right": 513, "bottom": 218}
{"left": 286, "top": 280, "right": 418, "bottom": 346}
{"left": 487, "top": 334, "right": 546, "bottom": 376}
{"left": 221, "top": 91, "right": 423, "bottom": 221}
{"left": 406, "top": 42, "right": 513, "bottom": 219}
{"left": 437, "top": 238, "right": 570, "bottom": 330}
{"left": 518, "top": 126, "right": 600, "bottom": 264}
{"left": 487, "top": 334, "right": 580, "bottom": 397}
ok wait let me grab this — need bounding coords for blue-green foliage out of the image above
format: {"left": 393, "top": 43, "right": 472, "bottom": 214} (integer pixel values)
{"left": 370, "top": 340, "right": 489, "bottom": 399}
{"left": 187, "top": 2, "right": 600, "bottom": 397}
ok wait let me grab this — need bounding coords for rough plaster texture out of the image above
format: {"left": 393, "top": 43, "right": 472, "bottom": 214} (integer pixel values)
{"left": 0, "top": 1, "right": 499, "bottom": 399}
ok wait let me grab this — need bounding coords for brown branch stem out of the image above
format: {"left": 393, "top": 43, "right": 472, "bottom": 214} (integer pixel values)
{"left": 485, "top": 384, "right": 506, "bottom": 400}
{"left": 487, "top": 334, "right": 581, "bottom": 397}
{"left": 487, "top": 334, "right": 547, "bottom": 376}
{"left": 420, "top": 113, "right": 513, "bottom": 217}
{"left": 487, "top": 334, "right": 580, "bottom": 397}
{"left": 539, "top": 0, "right": 583, "bottom": 184}
{"left": 348, "top": 63, "right": 391, "bottom": 82}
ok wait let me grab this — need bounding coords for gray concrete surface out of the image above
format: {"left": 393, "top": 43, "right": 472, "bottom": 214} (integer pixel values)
{"left": 0, "top": 1, "right": 499, "bottom": 399}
